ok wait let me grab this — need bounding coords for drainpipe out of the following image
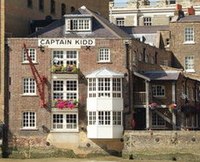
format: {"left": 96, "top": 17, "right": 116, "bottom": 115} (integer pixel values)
{"left": 124, "top": 40, "right": 133, "bottom": 129}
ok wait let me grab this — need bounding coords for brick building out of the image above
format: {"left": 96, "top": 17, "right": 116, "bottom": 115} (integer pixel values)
{"left": 109, "top": 0, "right": 200, "bottom": 27}
{"left": 170, "top": 15, "right": 200, "bottom": 74}
{"left": 0, "top": 0, "right": 112, "bottom": 133}
{"left": 5, "top": 5, "right": 200, "bottom": 156}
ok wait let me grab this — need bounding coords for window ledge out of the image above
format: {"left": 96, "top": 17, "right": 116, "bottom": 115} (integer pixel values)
{"left": 183, "top": 41, "right": 195, "bottom": 45}
{"left": 97, "top": 61, "right": 112, "bottom": 64}
{"left": 21, "top": 94, "right": 38, "bottom": 97}
{"left": 50, "top": 130, "right": 79, "bottom": 133}
{"left": 22, "top": 62, "right": 38, "bottom": 65}
{"left": 20, "top": 128, "right": 39, "bottom": 131}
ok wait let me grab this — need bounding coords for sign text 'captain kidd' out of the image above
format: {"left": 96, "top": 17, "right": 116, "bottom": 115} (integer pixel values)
{"left": 38, "top": 38, "right": 95, "bottom": 48}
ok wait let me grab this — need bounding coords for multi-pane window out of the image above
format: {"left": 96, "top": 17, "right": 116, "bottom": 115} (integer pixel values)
{"left": 88, "top": 78, "right": 96, "bottom": 97}
{"left": 27, "top": 0, "right": 33, "bottom": 8}
{"left": 98, "top": 111, "right": 110, "bottom": 125}
{"left": 185, "top": 56, "right": 194, "bottom": 72}
{"left": 152, "top": 85, "right": 165, "bottom": 97}
{"left": 39, "top": 0, "right": 44, "bottom": 11}
{"left": 88, "top": 111, "right": 122, "bottom": 126}
{"left": 98, "top": 78, "right": 110, "bottom": 97}
{"left": 88, "top": 78, "right": 122, "bottom": 98}
{"left": 66, "top": 18, "right": 91, "bottom": 31}
{"left": 53, "top": 79, "right": 78, "bottom": 100}
{"left": 113, "top": 112, "right": 122, "bottom": 125}
{"left": 22, "top": 112, "right": 36, "bottom": 129}
{"left": 52, "top": 50, "right": 78, "bottom": 67}
{"left": 23, "top": 48, "right": 36, "bottom": 63}
{"left": 52, "top": 113, "right": 78, "bottom": 131}
{"left": 152, "top": 112, "right": 165, "bottom": 126}
{"left": 184, "top": 27, "right": 194, "bottom": 42}
{"left": 23, "top": 78, "right": 36, "bottom": 95}
{"left": 88, "top": 111, "right": 96, "bottom": 125}
{"left": 113, "top": 78, "right": 121, "bottom": 97}
{"left": 50, "top": 0, "right": 55, "bottom": 14}
{"left": 143, "top": 17, "right": 152, "bottom": 26}
{"left": 116, "top": 18, "right": 124, "bottom": 26}
{"left": 98, "top": 48, "right": 111, "bottom": 62}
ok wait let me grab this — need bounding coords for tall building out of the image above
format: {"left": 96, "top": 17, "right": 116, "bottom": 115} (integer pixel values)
{"left": 109, "top": 0, "right": 200, "bottom": 27}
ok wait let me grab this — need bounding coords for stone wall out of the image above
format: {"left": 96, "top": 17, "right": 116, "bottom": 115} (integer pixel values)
{"left": 122, "top": 130, "right": 200, "bottom": 160}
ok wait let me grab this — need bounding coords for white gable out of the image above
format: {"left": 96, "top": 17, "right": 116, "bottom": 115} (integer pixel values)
{"left": 86, "top": 68, "right": 124, "bottom": 78}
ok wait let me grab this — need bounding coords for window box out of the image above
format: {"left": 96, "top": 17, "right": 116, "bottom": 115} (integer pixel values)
{"left": 51, "top": 65, "right": 79, "bottom": 74}
{"left": 52, "top": 99, "right": 78, "bottom": 110}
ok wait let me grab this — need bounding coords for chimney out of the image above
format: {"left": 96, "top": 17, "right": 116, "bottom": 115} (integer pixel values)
{"left": 188, "top": 6, "right": 195, "bottom": 15}
{"left": 174, "top": 4, "right": 184, "bottom": 19}
{"left": 176, "top": 4, "right": 182, "bottom": 11}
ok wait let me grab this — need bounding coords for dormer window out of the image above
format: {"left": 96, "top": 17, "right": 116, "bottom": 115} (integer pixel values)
{"left": 65, "top": 17, "right": 92, "bottom": 32}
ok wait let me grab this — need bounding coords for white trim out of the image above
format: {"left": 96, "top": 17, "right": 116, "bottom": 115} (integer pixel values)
{"left": 134, "top": 72, "right": 150, "bottom": 81}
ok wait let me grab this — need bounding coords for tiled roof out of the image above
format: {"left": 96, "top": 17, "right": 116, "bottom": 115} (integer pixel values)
{"left": 178, "top": 15, "right": 200, "bottom": 23}
{"left": 120, "top": 25, "right": 169, "bottom": 34}
{"left": 143, "top": 71, "right": 181, "bottom": 81}
{"left": 30, "top": 6, "right": 130, "bottom": 39}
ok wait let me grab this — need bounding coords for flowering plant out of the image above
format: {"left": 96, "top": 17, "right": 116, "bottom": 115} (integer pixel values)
{"left": 168, "top": 103, "right": 177, "bottom": 113}
{"left": 52, "top": 99, "right": 78, "bottom": 109}
{"left": 51, "top": 65, "right": 78, "bottom": 73}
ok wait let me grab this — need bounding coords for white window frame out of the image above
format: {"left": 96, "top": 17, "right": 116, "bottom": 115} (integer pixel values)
{"left": 52, "top": 79, "right": 78, "bottom": 101}
{"left": 98, "top": 48, "right": 111, "bottom": 63}
{"left": 184, "top": 27, "right": 194, "bottom": 43}
{"left": 52, "top": 112, "right": 78, "bottom": 132}
{"left": 23, "top": 78, "right": 36, "bottom": 95}
{"left": 88, "top": 78, "right": 122, "bottom": 98}
{"left": 88, "top": 111, "right": 122, "bottom": 126}
{"left": 185, "top": 56, "right": 194, "bottom": 72}
{"left": 23, "top": 48, "right": 37, "bottom": 63}
{"left": 22, "top": 112, "right": 36, "bottom": 129}
{"left": 152, "top": 85, "right": 165, "bottom": 97}
{"left": 113, "top": 111, "right": 122, "bottom": 125}
{"left": 116, "top": 18, "right": 124, "bottom": 26}
{"left": 52, "top": 50, "right": 78, "bottom": 67}
{"left": 143, "top": 17, "right": 152, "bottom": 26}
{"left": 66, "top": 18, "right": 91, "bottom": 32}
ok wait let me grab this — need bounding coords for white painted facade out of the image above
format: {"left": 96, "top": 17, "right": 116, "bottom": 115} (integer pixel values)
{"left": 86, "top": 68, "right": 124, "bottom": 139}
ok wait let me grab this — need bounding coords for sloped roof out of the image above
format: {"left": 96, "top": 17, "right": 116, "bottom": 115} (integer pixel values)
{"left": 86, "top": 68, "right": 124, "bottom": 78}
{"left": 120, "top": 25, "right": 169, "bottom": 34}
{"left": 178, "top": 15, "right": 200, "bottom": 23}
{"left": 143, "top": 71, "right": 181, "bottom": 81}
{"left": 30, "top": 6, "right": 130, "bottom": 39}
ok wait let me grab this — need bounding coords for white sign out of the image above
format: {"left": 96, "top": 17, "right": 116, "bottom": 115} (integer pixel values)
{"left": 38, "top": 38, "right": 95, "bottom": 48}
